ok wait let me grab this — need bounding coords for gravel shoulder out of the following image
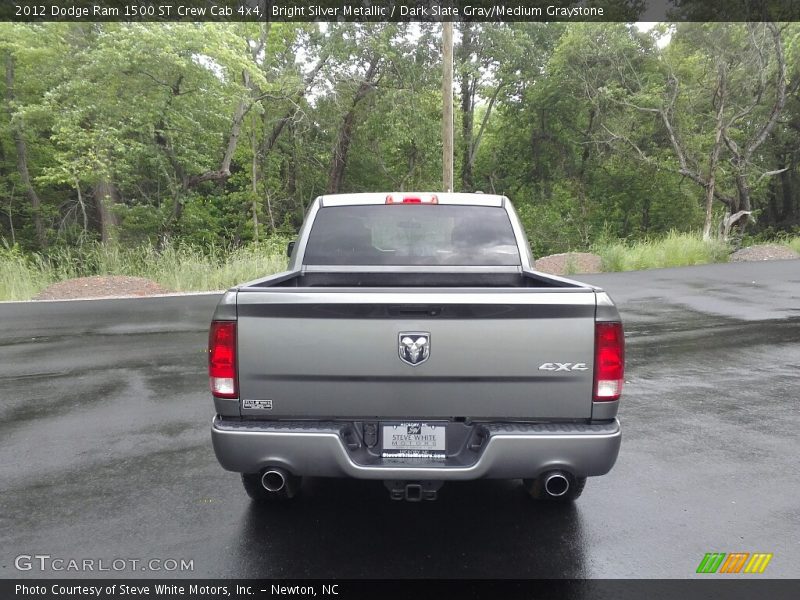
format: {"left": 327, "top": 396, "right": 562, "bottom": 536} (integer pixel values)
{"left": 730, "top": 243, "right": 799, "bottom": 262}
{"left": 534, "top": 252, "right": 603, "bottom": 276}
{"left": 34, "top": 276, "right": 171, "bottom": 301}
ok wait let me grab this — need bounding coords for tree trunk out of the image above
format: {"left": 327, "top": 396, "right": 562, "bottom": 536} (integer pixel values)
{"left": 220, "top": 82, "right": 249, "bottom": 177}
{"left": 576, "top": 107, "right": 596, "bottom": 247}
{"left": 458, "top": 24, "right": 474, "bottom": 191}
{"left": 75, "top": 179, "right": 88, "bottom": 234}
{"left": 327, "top": 109, "right": 357, "bottom": 194}
{"left": 703, "top": 63, "right": 726, "bottom": 241}
{"left": 327, "top": 58, "right": 380, "bottom": 194}
{"left": 250, "top": 124, "right": 259, "bottom": 241}
{"left": 721, "top": 22, "right": 787, "bottom": 240}
{"left": 288, "top": 122, "right": 303, "bottom": 223}
{"left": 442, "top": 22, "right": 454, "bottom": 192}
{"left": 702, "top": 178, "right": 717, "bottom": 240}
{"left": 733, "top": 173, "right": 752, "bottom": 214}
{"left": 778, "top": 160, "right": 796, "bottom": 226}
{"left": 5, "top": 54, "right": 47, "bottom": 248}
{"left": 93, "top": 179, "right": 118, "bottom": 244}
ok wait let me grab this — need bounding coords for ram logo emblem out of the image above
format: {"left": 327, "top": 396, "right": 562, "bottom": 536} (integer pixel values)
{"left": 399, "top": 332, "right": 430, "bottom": 366}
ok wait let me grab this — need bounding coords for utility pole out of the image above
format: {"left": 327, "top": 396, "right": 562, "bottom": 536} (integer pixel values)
{"left": 442, "top": 21, "right": 454, "bottom": 192}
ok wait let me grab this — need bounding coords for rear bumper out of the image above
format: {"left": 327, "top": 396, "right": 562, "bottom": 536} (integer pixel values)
{"left": 211, "top": 417, "right": 621, "bottom": 480}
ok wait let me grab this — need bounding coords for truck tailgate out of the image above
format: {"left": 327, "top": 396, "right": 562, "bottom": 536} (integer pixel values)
{"left": 235, "top": 289, "right": 597, "bottom": 420}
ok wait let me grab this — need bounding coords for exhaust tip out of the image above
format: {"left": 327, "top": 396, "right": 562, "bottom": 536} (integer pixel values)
{"left": 544, "top": 472, "right": 570, "bottom": 497}
{"left": 261, "top": 469, "right": 287, "bottom": 493}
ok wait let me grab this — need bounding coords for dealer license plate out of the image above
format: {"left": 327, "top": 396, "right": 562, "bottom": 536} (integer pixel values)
{"left": 382, "top": 422, "right": 446, "bottom": 458}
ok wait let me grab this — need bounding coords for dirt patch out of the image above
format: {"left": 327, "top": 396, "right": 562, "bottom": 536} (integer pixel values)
{"left": 730, "top": 244, "right": 799, "bottom": 263}
{"left": 535, "top": 252, "right": 603, "bottom": 276}
{"left": 34, "top": 276, "right": 171, "bottom": 301}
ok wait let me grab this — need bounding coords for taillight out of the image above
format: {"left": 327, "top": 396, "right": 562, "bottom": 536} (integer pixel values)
{"left": 209, "top": 321, "right": 237, "bottom": 398}
{"left": 386, "top": 194, "right": 438, "bottom": 204}
{"left": 593, "top": 322, "right": 624, "bottom": 401}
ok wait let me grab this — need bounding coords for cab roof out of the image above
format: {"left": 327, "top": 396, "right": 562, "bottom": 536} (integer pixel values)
{"left": 319, "top": 192, "right": 506, "bottom": 207}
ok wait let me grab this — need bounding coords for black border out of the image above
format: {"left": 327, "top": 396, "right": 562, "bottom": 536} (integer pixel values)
{"left": 3, "top": 579, "right": 800, "bottom": 600}
{"left": 2, "top": 0, "right": 800, "bottom": 22}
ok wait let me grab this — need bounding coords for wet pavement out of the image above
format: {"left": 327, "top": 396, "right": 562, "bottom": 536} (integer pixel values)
{"left": 1, "top": 260, "right": 798, "bottom": 578}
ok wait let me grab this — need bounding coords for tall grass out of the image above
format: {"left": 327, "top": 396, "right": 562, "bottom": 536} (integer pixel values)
{"left": 594, "top": 232, "right": 731, "bottom": 272}
{"left": 0, "top": 248, "right": 52, "bottom": 301}
{"left": 0, "top": 238, "right": 290, "bottom": 301}
{"left": 785, "top": 236, "right": 800, "bottom": 255}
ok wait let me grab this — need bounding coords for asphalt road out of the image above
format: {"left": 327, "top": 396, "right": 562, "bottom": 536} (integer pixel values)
{"left": 1, "top": 260, "right": 798, "bottom": 579}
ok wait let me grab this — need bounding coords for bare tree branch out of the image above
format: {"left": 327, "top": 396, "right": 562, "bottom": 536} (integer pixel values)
{"left": 260, "top": 51, "right": 330, "bottom": 157}
{"left": 468, "top": 82, "right": 504, "bottom": 166}
{"left": 744, "top": 21, "right": 787, "bottom": 162}
{"left": 755, "top": 167, "right": 789, "bottom": 184}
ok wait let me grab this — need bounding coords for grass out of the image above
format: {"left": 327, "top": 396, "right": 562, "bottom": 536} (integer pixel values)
{"left": 594, "top": 232, "right": 732, "bottom": 272}
{"left": 0, "top": 238, "right": 290, "bottom": 301}
{"left": 785, "top": 236, "right": 800, "bottom": 255}
{"left": 562, "top": 254, "right": 579, "bottom": 276}
{"left": 0, "top": 249, "right": 52, "bottom": 301}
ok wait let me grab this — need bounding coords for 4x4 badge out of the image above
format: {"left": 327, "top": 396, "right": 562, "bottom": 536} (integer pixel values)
{"left": 399, "top": 332, "right": 430, "bottom": 366}
{"left": 538, "top": 362, "right": 588, "bottom": 372}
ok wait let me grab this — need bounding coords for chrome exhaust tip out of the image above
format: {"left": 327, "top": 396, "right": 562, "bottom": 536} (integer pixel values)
{"left": 543, "top": 472, "right": 570, "bottom": 497}
{"left": 261, "top": 468, "right": 287, "bottom": 492}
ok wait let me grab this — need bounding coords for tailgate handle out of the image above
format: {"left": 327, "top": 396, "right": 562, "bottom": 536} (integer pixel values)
{"left": 388, "top": 305, "right": 442, "bottom": 317}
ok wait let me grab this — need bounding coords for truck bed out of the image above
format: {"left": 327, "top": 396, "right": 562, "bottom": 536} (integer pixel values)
{"left": 244, "top": 270, "right": 584, "bottom": 289}
{"left": 233, "top": 270, "right": 598, "bottom": 422}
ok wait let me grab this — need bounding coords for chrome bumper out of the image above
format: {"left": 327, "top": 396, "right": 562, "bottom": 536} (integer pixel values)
{"left": 212, "top": 417, "right": 621, "bottom": 480}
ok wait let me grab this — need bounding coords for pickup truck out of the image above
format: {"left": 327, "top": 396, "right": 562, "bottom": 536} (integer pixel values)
{"left": 209, "top": 193, "right": 623, "bottom": 503}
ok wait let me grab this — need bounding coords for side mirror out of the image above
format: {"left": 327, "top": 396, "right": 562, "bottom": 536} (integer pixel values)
{"left": 286, "top": 240, "right": 296, "bottom": 257}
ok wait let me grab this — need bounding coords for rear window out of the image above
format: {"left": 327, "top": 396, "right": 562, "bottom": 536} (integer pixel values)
{"left": 303, "top": 205, "right": 520, "bottom": 266}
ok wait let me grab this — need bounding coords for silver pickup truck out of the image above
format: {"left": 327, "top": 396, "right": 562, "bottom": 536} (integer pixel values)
{"left": 209, "top": 193, "right": 623, "bottom": 503}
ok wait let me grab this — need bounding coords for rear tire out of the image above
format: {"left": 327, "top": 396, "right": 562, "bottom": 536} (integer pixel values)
{"left": 241, "top": 472, "right": 301, "bottom": 502}
{"left": 523, "top": 475, "right": 586, "bottom": 502}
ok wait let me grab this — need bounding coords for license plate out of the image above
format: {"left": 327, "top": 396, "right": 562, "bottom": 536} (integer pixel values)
{"left": 382, "top": 422, "right": 445, "bottom": 456}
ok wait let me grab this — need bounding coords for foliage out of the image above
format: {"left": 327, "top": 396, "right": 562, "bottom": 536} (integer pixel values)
{"left": 785, "top": 237, "right": 800, "bottom": 255}
{"left": 594, "top": 232, "right": 731, "bottom": 272}
{"left": 0, "top": 238, "right": 290, "bottom": 301}
{"left": 0, "top": 244, "right": 51, "bottom": 300}
{"left": 0, "top": 21, "right": 798, "bottom": 278}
